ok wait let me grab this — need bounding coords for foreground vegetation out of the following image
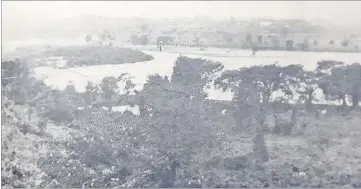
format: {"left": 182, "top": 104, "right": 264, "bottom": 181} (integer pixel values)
{"left": 2, "top": 51, "right": 361, "bottom": 187}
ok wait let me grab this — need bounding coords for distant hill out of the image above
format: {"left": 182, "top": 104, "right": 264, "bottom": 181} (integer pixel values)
{"left": 4, "top": 15, "right": 358, "bottom": 53}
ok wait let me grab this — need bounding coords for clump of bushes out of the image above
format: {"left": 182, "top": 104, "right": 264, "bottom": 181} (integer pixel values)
{"left": 3, "top": 56, "right": 361, "bottom": 188}
{"left": 40, "top": 46, "right": 154, "bottom": 68}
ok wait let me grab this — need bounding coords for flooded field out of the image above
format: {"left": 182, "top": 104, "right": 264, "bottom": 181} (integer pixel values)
{"left": 24, "top": 44, "right": 360, "bottom": 104}
{"left": 2, "top": 40, "right": 361, "bottom": 104}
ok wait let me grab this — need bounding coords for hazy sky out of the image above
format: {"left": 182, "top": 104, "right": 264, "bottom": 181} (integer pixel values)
{"left": 3, "top": 1, "right": 361, "bottom": 26}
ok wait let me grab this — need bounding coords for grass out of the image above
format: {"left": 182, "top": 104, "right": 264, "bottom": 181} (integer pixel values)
{"left": 3, "top": 47, "right": 361, "bottom": 187}
{"left": 16, "top": 45, "right": 154, "bottom": 68}
{"left": 265, "top": 111, "right": 361, "bottom": 175}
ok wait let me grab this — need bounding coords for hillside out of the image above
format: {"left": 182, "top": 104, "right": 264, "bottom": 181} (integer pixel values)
{"left": 5, "top": 16, "right": 360, "bottom": 53}
{"left": 2, "top": 50, "right": 361, "bottom": 187}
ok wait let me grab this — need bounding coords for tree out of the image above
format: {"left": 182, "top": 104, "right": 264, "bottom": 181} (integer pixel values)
{"left": 193, "top": 37, "right": 201, "bottom": 47}
{"left": 130, "top": 35, "right": 140, "bottom": 45}
{"left": 257, "top": 35, "right": 263, "bottom": 44}
{"left": 99, "top": 30, "right": 116, "bottom": 47}
{"left": 318, "top": 70, "right": 348, "bottom": 107}
{"left": 215, "top": 65, "right": 272, "bottom": 161}
{"left": 85, "top": 34, "right": 92, "bottom": 44}
{"left": 140, "top": 24, "right": 149, "bottom": 33}
{"left": 134, "top": 74, "right": 217, "bottom": 171}
{"left": 271, "top": 37, "right": 280, "bottom": 49}
{"left": 214, "top": 64, "right": 303, "bottom": 156}
{"left": 343, "top": 63, "right": 361, "bottom": 108}
{"left": 140, "top": 35, "right": 149, "bottom": 45}
{"left": 341, "top": 39, "right": 349, "bottom": 47}
{"left": 99, "top": 77, "right": 119, "bottom": 111}
{"left": 245, "top": 33, "right": 253, "bottom": 48}
{"left": 64, "top": 83, "right": 83, "bottom": 107}
{"left": 2, "top": 60, "right": 30, "bottom": 87}
{"left": 286, "top": 40, "right": 294, "bottom": 51}
{"left": 31, "top": 88, "right": 76, "bottom": 124}
{"left": 171, "top": 56, "right": 224, "bottom": 100}
{"left": 84, "top": 81, "right": 100, "bottom": 106}
{"left": 132, "top": 57, "right": 228, "bottom": 179}
{"left": 2, "top": 60, "right": 36, "bottom": 105}
{"left": 316, "top": 62, "right": 361, "bottom": 108}
{"left": 216, "top": 64, "right": 302, "bottom": 106}
{"left": 329, "top": 40, "right": 334, "bottom": 45}
{"left": 156, "top": 36, "right": 174, "bottom": 45}
{"left": 316, "top": 60, "right": 344, "bottom": 71}
{"left": 313, "top": 39, "right": 318, "bottom": 46}
{"left": 222, "top": 33, "right": 233, "bottom": 46}
{"left": 215, "top": 64, "right": 304, "bottom": 136}
{"left": 296, "top": 70, "right": 321, "bottom": 110}
{"left": 298, "top": 39, "right": 310, "bottom": 51}
{"left": 252, "top": 132, "right": 269, "bottom": 162}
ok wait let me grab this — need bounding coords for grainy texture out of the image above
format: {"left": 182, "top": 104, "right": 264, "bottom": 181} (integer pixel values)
{"left": 2, "top": 2, "right": 361, "bottom": 187}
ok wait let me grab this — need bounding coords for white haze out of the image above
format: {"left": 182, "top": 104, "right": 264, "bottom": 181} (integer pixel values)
{"left": 3, "top": 1, "right": 361, "bottom": 24}
{"left": 3, "top": 1, "right": 361, "bottom": 105}
{"left": 3, "top": 1, "right": 361, "bottom": 41}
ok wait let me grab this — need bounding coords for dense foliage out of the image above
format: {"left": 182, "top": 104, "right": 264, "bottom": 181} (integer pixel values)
{"left": 29, "top": 46, "right": 154, "bottom": 68}
{"left": 2, "top": 55, "right": 361, "bottom": 188}
{"left": 47, "top": 46, "right": 153, "bottom": 67}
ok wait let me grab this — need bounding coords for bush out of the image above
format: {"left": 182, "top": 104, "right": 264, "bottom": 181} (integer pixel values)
{"left": 4, "top": 55, "right": 361, "bottom": 188}
{"left": 41, "top": 46, "right": 153, "bottom": 68}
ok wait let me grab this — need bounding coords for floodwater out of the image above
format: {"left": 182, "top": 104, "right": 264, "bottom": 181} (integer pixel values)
{"left": 4, "top": 41, "right": 361, "bottom": 104}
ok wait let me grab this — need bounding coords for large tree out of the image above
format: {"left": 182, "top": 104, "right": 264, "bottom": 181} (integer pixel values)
{"left": 98, "top": 75, "right": 135, "bottom": 111}
{"left": 171, "top": 56, "right": 224, "bottom": 100}
{"left": 215, "top": 64, "right": 304, "bottom": 137}
{"left": 296, "top": 70, "right": 320, "bottom": 109}
{"left": 156, "top": 36, "right": 174, "bottom": 45}
{"left": 1, "top": 60, "right": 32, "bottom": 104}
{"left": 215, "top": 64, "right": 303, "bottom": 106}
{"left": 286, "top": 40, "right": 294, "bottom": 51}
{"left": 99, "top": 30, "right": 116, "bottom": 47}
{"left": 133, "top": 57, "right": 226, "bottom": 171}
{"left": 133, "top": 74, "right": 218, "bottom": 187}
{"left": 317, "top": 61, "right": 361, "bottom": 108}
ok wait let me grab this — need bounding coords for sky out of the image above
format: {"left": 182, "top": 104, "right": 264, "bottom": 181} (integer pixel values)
{"left": 3, "top": 1, "right": 361, "bottom": 26}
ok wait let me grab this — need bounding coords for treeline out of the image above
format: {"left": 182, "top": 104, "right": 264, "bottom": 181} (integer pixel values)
{"left": 215, "top": 60, "right": 361, "bottom": 109}
{"left": 2, "top": 56, "right": 361, "bottom": 187}
{"left": 32, "top": 46, "right": 154, "bottom": 68}
{"left": 214, "top": 60, "right": 361, "bottom": 136}
{"left": 126, "top": 26, "right": 360, "bottom": 53}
